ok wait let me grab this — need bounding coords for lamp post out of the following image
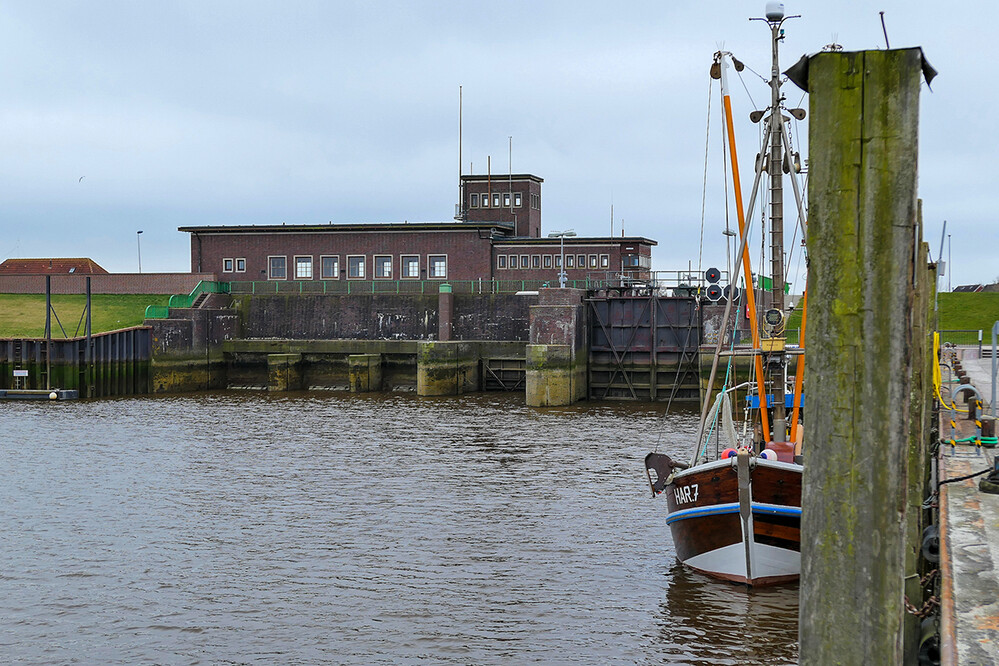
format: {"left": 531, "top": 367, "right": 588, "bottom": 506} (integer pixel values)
{"left": 548, "top": 229, "right": 576, "bottom": 288}
{"left": 137, "top": 230, "right": 143, "bottom": 273}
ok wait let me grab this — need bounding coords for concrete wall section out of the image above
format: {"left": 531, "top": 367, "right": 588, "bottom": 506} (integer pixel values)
{"left": 234, "top": 293, "right": 536, "bottom": 341}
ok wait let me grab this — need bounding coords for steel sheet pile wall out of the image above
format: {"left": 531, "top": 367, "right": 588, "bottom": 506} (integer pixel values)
{"left": 0, "top": 327, "right": 151, "bottom": 397}
{"left": 588, "top": 296, "right": 700, "bottom": 400}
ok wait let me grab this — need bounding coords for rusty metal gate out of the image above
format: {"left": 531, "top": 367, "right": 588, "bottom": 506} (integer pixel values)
{"left": 588, "top": 295, "right": 701, "bottom": 401}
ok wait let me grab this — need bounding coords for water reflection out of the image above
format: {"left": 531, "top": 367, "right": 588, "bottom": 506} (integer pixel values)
{"left": 0, "top": 392, "right": 796, "bottom": 664}
{"left": 650, "top": 562, "right": 799, "bottom": 665}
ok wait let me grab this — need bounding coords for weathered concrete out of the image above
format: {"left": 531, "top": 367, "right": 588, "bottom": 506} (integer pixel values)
{"left": 267, "top": 353, "right": 303, "bottom": 391}
{"left": 939, "top": 349, "right": 999, "bottom": 664}
{"left": 416, "top": 341, "right": 480, "bottom": 396}
{"left": 800, "top": 48, "right": 923, "bottom": 665}
{"left": 526, "top": 288, "right": 587, "bottom": 406}
{"left": 526, "top": 344, "right": 578, "bottom": 406}
{"left": 348, "top": 354, "right": 382, "bottom": 392}
{"left": 232, "top": 293, "right": 536, "bottom": 341}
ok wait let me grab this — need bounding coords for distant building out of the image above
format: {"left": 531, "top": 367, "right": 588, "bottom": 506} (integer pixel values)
{"left": 953, "top": 284, "right": 985, "bottom": 293}
{"left": 0, "top": 257, "right": 109, "bottom": 275}
{"left": 180, "top": 173, "right": 655, "bottom": 284}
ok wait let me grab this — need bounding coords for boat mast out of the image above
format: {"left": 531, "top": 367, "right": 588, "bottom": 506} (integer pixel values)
{"left": 762, "top": 5, "right": 792, "bottom": 442}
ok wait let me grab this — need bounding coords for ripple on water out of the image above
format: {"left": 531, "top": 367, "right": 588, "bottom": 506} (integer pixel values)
{"left": 0, "top": 392, "right": 796, "bottom": 664}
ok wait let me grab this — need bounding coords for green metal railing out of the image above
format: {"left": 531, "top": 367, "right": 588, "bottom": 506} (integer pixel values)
{"left": 225, "top": 278, "right": 610, "bottom": 295}
{"left": 167, "top": 280, "right": 230, "bottom": 308}
{"left": 145, "top": 281, "right": 231, "bottom": 319}
{"left": 144, "top": 305, "right": 170, "bottom": 319}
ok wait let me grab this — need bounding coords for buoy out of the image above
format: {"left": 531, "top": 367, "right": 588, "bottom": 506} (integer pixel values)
{"left": 721, "top": 448, "right": 738, "bottom": 459}
{"left": 49, "top": 391, "right": 58, "bottom": 400}
{"left": 760, "top": 448, "right": 778, "bottom": 460}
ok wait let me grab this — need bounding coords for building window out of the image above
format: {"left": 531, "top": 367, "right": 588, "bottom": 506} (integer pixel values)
{"left": 402, "top": 255, "right": 420, "bottom": 278}
{"left": 428, "top": 255, "right": 447, "bottom": 279}
{"left": 347, "top": 255, "right": 365, "bottom": 279}
{"left": 577, "top": 255, "right": 585, "bottom": 269}
{"left": 321, "top": 255, "right": 339, "bottom": 279}
{"left": 481, "top": 194, "right": 489, "bottom": 208}
{"left": 295, "top": 255, "right": 313, "bottom": 279}
{"left": 600, "top": 254, "right": 609, "bottom": 268}
{"left": 503, "top": 193, "right": 511, "bottom": 207}
{"left": 532, "top": 255, "right": 540, "bottom": 269}
{"left": 543, "top": 255, "right": 552, "bottom": 269}
{"left": 514, "top": 193, "right": 522, "bottom": 207}
{"left": 589, "top": 255, "right": 598, "bottom": 269}
{"left": 554, "top": 255, "right": 562, "bottom": 268}
{"left": 493, "top": 193, "right": 501, "bottom": 207}
{"left": 470, "top": 193, "right": 479, "bottom": 207}
{"left": 268, "top": 256, "right": 287, "bottom": 280}
{"left": 566, "top": 255, "right": 574, "bottom": 268}
{"left": 223, "top": 258, "right": 233, "bottom": 273}
{"left": 236, "top": 258, "right": 246, "bottom": 272}
{"left": 374, "top": 255, "right": 392, "bottom": 279}
{"left": 509, "top": 255, "right": 517, "bottom": 269}
{"left": 497, "top": 255, "right": 507, "bottom": 269}
{"left": 520, "top": 255, "right": 528, "bottom": 270}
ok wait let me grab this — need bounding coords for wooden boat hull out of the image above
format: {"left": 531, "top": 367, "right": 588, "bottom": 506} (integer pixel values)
{"left": 664, "top": 456, "right": 801, "bottom": 585}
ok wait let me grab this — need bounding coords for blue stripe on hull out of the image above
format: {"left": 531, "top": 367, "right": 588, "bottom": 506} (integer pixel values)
{"left": 665, "top": 502, "right": 801, "bottom": 525}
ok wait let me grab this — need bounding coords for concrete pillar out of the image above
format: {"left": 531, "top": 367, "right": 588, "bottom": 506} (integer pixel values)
{"left": 799, "top": 49, "right": 923, "bottom": 665}
{"left": 526, "top": 288, "right": 587, "bottom": 406}
{"left": 416, "top": 341, "right": 479, "bottom": 396}
{"left": 348, "top": 354, "right": 382, "bottom": 392}
{"left": 438, "top": 284, "right": 453, "bottom": 342}
{"left": 267, "top": 353, "right": 303, "bottom": 391}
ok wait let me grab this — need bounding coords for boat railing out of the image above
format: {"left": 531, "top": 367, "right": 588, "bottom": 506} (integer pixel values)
{"left": 692, "top": 381, "right": 755, "bottom": 467}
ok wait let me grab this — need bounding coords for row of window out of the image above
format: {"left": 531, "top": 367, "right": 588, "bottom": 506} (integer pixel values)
{"left": 469, "top": 191, "right": 523, "bottom": 209}
{"left": 222, "top": 258, "right": 246, "bottom": 273}
{"left": 497, "top": 253, "right": 610, "bottom": 270}
{"left": 246, "top": 254, "right": 448, "bottom": 280}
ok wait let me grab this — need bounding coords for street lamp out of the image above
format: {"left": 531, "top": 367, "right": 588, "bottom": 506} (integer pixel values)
{"left": 137, "top": 230, "right": 143, "bottom": 273}
{"left": 548, "top": 229, "right": 576, "bottom": 288}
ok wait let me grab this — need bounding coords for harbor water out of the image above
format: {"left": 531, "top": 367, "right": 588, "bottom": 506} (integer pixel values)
{"left": 1, "top": 393, "right": 797, "bottom": 664}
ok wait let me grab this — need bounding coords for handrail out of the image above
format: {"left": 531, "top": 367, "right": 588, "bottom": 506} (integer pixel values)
{"left": 144, "top": 305, "right": 170, "bottom": 319}
{"left": 224, "top": 278, "right": 632, "bottom": 295}
{"left": 167, "top": 280, "right": 230, "bottom": 308}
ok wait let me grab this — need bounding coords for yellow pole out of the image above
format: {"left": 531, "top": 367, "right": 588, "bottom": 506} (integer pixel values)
{"left": 790, "top": 288, "right": 807, "bottom": 442}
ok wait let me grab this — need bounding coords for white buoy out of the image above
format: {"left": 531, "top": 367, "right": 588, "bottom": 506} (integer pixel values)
{"left": 49, "top": 391, "right": 58, "bottom": 400}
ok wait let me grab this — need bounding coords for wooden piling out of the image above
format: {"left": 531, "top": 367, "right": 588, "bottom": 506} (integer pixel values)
{"left": 800, "top": 49, "right": 923, "bottom": 665}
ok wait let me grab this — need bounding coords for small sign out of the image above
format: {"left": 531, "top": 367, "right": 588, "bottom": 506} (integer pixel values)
{"left": 13, "top": 370, "right": 28, "bottom": 377}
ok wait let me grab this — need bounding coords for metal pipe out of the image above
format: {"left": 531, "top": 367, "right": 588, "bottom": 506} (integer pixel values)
{"left": 993, "top": 320, "right": 998, "bottom": 417}
{"left": 45, "top": 275, "right": 51, "bottom": 390}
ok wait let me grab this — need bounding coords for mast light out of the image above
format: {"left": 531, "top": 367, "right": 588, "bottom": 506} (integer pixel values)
{"left": 765, "top": 2, "right": 785, "bottom": 21}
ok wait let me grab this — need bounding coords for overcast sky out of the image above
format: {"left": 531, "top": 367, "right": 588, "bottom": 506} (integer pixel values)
{"left": 0, "top": 1, "right": 994, "bottom": 290}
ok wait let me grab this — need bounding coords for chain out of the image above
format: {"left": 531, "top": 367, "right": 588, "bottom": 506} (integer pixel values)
{"left": 904, "top": 594, "right": 940, "bottom": 619}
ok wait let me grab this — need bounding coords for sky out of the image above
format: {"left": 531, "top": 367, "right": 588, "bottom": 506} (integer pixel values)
{"left": 0, "top": 1, "right": 994, "bottom": 290}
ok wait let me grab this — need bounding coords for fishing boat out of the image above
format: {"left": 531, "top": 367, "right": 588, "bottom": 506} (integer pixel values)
{"left": 645, "top": 3, "right": 809, "bottom": 586}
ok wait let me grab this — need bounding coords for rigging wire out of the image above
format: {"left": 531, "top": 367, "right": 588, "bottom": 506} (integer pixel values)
{"left": 697, "top": 76, "right": 714, "bottom": 300}
{"left": 652, "top": 75, "right": 718, "bottom": 454}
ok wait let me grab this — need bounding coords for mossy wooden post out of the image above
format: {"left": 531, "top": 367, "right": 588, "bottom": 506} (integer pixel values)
{"left": 800, "top": 49, "right": 922, "bottom": 664}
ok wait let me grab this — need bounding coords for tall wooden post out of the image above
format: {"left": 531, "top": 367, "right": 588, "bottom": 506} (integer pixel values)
{"left": 800, "top": 48, "right": 923, "bottom": 664}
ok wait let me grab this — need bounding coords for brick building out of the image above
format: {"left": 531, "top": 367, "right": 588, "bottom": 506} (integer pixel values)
{"left": 180, "top": 173, "right": 655, "bottom": 284}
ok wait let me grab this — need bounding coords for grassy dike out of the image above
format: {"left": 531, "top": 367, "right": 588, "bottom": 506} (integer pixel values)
{"left": 784, "top": 291, "right": 999, "bottom": 336}
{"left": 0, "top": 294, "right": 169, "bottom": 337}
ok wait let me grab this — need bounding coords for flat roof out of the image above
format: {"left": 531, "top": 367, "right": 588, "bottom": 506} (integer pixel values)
{"left": 179, "top": 221, "right": 514, "bottom": 234}
{"left": 493, "top": 236, "right": 657, "bottom": 247}
{"left": 460, "top": 173, "right": 543, "bottom": 183}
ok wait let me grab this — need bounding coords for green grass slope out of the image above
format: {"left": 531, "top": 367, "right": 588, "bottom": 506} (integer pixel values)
{"left": 0, "top": 294, "right": 169, "bottom": 338}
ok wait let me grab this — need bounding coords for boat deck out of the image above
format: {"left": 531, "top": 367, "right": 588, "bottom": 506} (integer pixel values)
{"left": 938, "top": 350, "right": 999, "bottom": 664}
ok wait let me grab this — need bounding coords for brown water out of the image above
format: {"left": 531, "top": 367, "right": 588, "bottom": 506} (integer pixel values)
{"left": 0, "top": 392, "right": 797, "bottom": 664}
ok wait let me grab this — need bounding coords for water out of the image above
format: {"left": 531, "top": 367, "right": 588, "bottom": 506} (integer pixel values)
{"left": 0, "top": 393, "right": 797, "bottom": 664}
